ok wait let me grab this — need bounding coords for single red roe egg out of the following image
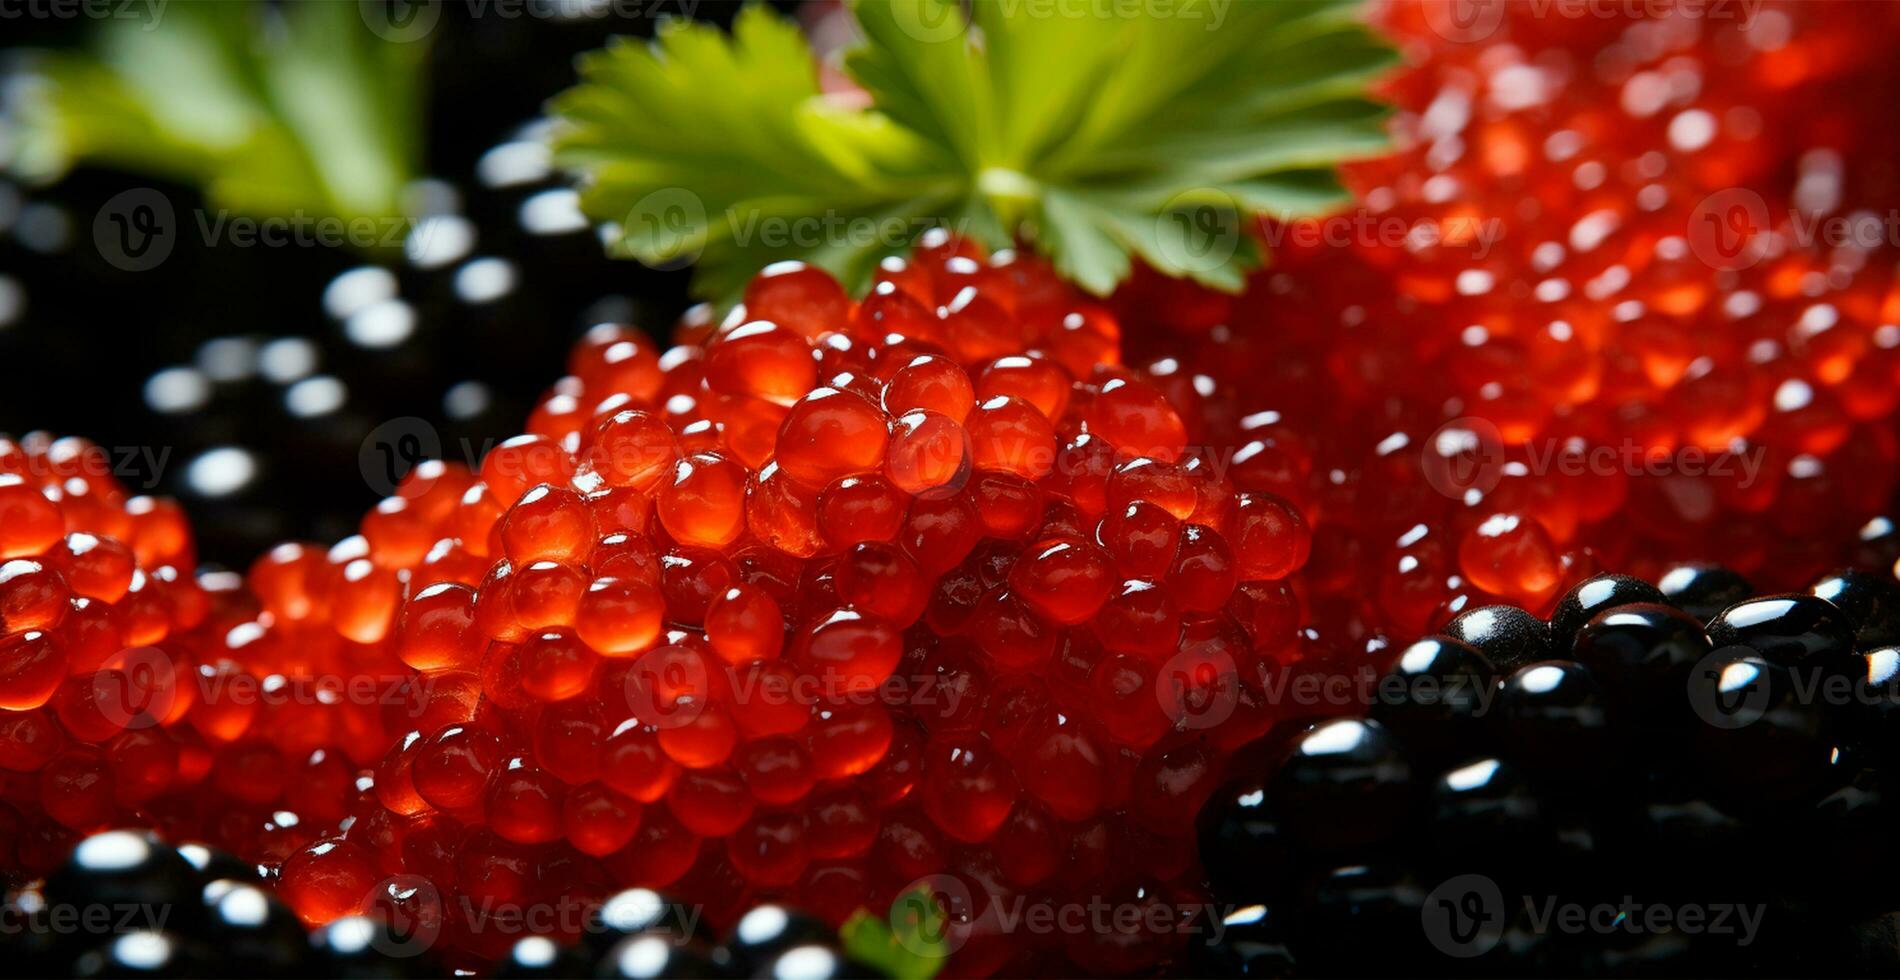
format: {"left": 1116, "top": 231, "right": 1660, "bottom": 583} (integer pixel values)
{"left": 518, "top": 630, "right": 600, "bottom": 701}
{"left": 1458, "top": 511, "right": 1563, "bottom": 601}
{"left": 499, "top": 485, "right": 595, "bottom": 564}
{"left": 1089, "top": 377, "right": 1188, "bottom": 462}
{"left": 396, "top": 582, "right": 480, "bottom": 672}
{"left": 885, "top": 410, "right": 969, "bottom": 497}
{"left": 1230, "top": 492, "right": 1311, "bottom": 581}
{"left": 743, "top": 261, "right": 852, "bottom": 339}
{"left": 1009, "top": 538, "right": 1114, "bottom": 625}
{"left": 589, "top": 409, "right": 680, "bottom": 491}
{"left": 575, "top": 576, "right": 665, "bottom": 656}
{"left": 883, "top": 354, "right": 976, "bottom": 419}
{"left": 705, "top": 584, "right": 784, "bottom": 663}
{"left": 965, "top": 396, "right": 1057, "bottom": 479}
{"left": 657, "top": 453, "right": 749, "bottom": 549}
{"left": 278, "top": 839, "right": 378, "bottom": 926}
{"left": 796, "top": 610, "right": 901, "bottom": 696}
{"left": 0, "top": 476, "right": 63, "bottom": 559}
{"left": 706, "top": 319, "right": 818, "bottom": 405}
{"left": 774, "top": 388, "right": 890, "bottom": 489}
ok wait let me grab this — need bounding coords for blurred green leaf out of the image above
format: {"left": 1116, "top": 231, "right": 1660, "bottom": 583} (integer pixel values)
{"left": 556, "top": 0, "right": 1393, "bottom": 304}
{"left": 11, "top": 1, "right": 425, "bottom": 240}
{"left": 839, "top": 884, "right": 951, "bottom": 980}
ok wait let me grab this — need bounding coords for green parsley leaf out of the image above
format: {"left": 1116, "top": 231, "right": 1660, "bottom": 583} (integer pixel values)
{"left": 555, "top": 0, "right": 1393, "bottom": 303}
{"left": 838, "top": 884, "right": 953, "bottom": 980}
{"left": 10, "top": 2, "right": 424, "bottom": 236}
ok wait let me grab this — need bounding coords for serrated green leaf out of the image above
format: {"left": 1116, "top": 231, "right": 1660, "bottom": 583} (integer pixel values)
{"left": 10, "top": 2, "right": 424, "bottom": 243}
{"left": 555, "top": 0, "right": 1395, "bottom": 303}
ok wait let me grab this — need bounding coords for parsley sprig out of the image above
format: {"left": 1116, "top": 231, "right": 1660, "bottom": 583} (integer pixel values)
{"left": 554, "top": 0, "right": 1393, "bottom": 304}
{"left": 8, "top": 2, "right": 424, "bottom": 233}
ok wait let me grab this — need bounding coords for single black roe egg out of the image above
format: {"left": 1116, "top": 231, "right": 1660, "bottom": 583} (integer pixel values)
{"left": 173, "top": 841, "right": 256, "bottom": 884}
{"left": 493, "top": 934, "right": 589, "bottom": 979}
{"left": 1706, "top": 593, "right": 1856, "bottom": 666}
{"left": 45, "top": 831, "right": 201, "bottom": 915}
{"left": 1295, "top": 865, "right": 1428, "bottom": 971}
{"left": 1845, "top": 646, "right": 1900, "bottom": 746}
{"left": 598, "top": 934, "right": 728, "bottom": 979}
{"left": 722, "top": 904, "right": 835, "bottom": 974}
{"left": 1196, "top": 782, "right": 1290, "bottom": 904}
{"left": 1810, "top": 569, "right": 1900, "bottom": 649}
{"left": 754, "top": 943, "right": 879, "bottom": 980}
{"left": 201, "top": 880, "right": 311, "bottom": 974}
{"left": 1570, "top": 602, "right": 1711, "bottom": 712}
{"left": 588, "top": 888, "right": 702, "bottom": 951}
{"left": 1657, "top": 563, "right": 1753, "bottom": 622}
{"left": 1368, "top": 635, "right": 1494, "bottom": 766}
{"left": 1429, "top": 756, "right": 1545, "bottom": 859}
{"left": 1548, "top": 574, "right": 1667, "bottom": 652}
{"left": 1495, "top": 660, "right": 1616, "bottom": 781}
{"left": 1269, "top": 718, "right": 1414, "bottom": 850}
{"left": 1443, "top": 605, "right": 1552, "bottom": 671}
{"left": 1687, "top": 651, "right": 1834, "bottom": 805}
{"left": 1183, "top": 903, "right": 1295, "bottom": 979}
{"left": 72, "top": 931, "right": 208, "bottom": 979}
{"left": 311, "top": 914, "right": 433, "bottom": 979}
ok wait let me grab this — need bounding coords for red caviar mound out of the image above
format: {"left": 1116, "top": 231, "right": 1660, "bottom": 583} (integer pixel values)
{"left": 0, "top": 435, "right": 250, "bottom": 874}
{"left": 1114, "top": 0, "right": 1900, "bottom": 672}
{"left": 69, "top": 240, "right": 1300, "bottom": 973}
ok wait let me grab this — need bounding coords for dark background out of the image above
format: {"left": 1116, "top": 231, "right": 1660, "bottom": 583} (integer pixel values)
{"left": 0, "top": 1, "right": 804, "bottom": 566}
